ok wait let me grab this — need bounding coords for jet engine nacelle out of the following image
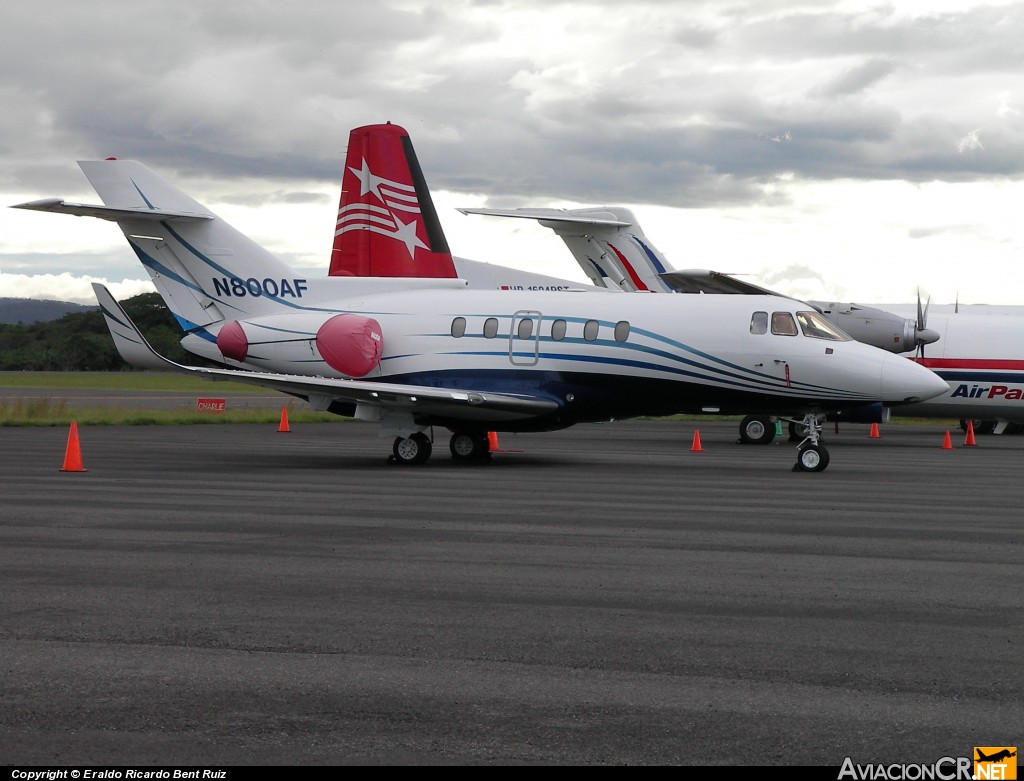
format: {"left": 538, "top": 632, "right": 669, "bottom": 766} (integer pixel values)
{"left": 216, "top": 312, "right": 383, "bottom": 377}
{"left": 813, "top": 302, "right": 939, "bottom": 354}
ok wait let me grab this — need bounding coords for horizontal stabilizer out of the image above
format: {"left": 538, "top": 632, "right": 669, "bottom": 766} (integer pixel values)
{"left": 13, "top": 198, "right": 213, "bottom": 222}
{"left": 457, "top": 207, "right": 631, "bottom": 228}
{"left": 92, "top": 284, "right": 560, "bottom": 422}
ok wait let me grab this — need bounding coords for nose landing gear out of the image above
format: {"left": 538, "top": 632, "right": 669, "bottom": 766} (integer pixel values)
{"left": 790, "top": 413, "right": 830, "bottom": 472}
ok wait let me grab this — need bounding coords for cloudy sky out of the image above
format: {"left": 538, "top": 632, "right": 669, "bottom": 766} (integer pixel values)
{"left": 2, "top": 0, "right": 1022, "bottom": 306}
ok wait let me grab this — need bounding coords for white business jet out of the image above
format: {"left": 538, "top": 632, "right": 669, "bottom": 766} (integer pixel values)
{"left": 13, "top": 149, "right": 946, "bottom": 471}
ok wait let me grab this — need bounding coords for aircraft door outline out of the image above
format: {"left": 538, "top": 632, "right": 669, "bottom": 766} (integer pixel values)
{"left": 509, "top": 310, "right": 542, "bottom": 366}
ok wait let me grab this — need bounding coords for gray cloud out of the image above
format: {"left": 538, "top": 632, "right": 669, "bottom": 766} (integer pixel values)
{"left": 3, "top": 0, "right": 1023, "bottom": 209}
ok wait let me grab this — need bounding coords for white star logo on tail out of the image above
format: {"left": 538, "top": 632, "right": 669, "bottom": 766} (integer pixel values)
{"left": 337, "top": 159, "right": 426, "bottom": 260}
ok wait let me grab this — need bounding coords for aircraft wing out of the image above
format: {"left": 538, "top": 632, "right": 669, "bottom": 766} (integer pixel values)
{"left": 92, "top": 284, "right": 560, "bottom": 423}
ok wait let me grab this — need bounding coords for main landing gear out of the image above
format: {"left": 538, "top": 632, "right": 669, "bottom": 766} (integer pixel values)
{"left": 449, "top": 431, "right": 492, "bottom": 461}
{"left": 390, "top": 432, "right": 432, "bottom": 465}
{"left": 390, "top": 430, "right": 493, "bottom": 465}
{"left": 737, "top": 415, "right": 776, "bottom": 445}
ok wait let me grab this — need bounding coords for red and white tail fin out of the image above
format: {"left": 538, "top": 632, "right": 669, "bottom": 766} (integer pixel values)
{"left": 330, "top": 123, "right": 456, "bottom": 278}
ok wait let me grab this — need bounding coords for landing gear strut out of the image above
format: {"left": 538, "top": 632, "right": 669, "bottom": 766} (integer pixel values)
{"left": 789, "top": 413, "right": 830, "bottom": 472}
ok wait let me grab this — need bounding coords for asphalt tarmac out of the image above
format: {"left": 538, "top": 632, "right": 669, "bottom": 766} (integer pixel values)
{"left": 1, "top": 419, "right": 1020, "bottom": 766}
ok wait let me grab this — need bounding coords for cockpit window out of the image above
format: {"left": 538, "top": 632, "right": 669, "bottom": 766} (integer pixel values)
{"left": 750, "top": 311, "right": 768, "bottom": 335}
{"left": 771, "top": 311, "right": 798, "bottom": 336}
{"left": 796, "top": 311, "right": 851, "bottom": 341}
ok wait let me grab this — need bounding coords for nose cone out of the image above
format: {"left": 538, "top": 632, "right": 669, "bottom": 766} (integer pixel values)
{"left": 880, "top": 354, "right": 948, "bottom": 403}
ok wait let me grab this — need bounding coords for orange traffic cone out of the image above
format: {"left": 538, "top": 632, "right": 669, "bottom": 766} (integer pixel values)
{"left": 487, "top": 431, "right": 499, "bottom": 451}
{"left": 691, "top": 430, "right": 703, "bottom": 452}
{"left": 278, "top": 406, "right": 290, "bottom": 433}
{"left": 869, "top": 423, "right": 880, "bottom": 439}
{"left": 964, "top": 420, "right": 977, "bottom": 446}
{"left": 942, "top": 431, "right": 953, "bottom": 450}
{"left": 60, "top": 421, "right": 87, "bottom": 472}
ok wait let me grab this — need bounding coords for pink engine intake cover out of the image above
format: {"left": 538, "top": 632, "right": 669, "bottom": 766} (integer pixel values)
{"left": 316, "top": 314, "right": 384, "bottom": 377}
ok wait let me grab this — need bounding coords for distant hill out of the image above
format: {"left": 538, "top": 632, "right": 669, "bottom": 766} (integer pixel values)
{"left": 0, "top": 298, "right": 98, "bottom": 324}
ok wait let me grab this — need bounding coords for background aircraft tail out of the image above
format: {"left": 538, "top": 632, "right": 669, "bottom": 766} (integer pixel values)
{"left": 457, "top": 206, "right": 676, "bottom": 292}
{"left": 330, "top": 122, "right": 456, "bottom": 278}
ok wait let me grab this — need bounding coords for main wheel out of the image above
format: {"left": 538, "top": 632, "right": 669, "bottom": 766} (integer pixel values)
{"left": 450, "top": 431, "right": 489, "bottom": 460}
{"left": 794, "top": 443, "right": 830, "bottom": 472}
{"left": 738, "top": 415, "right": 776, "bottom": 445}
{"left": 392, "top": 432, "right": 432, "bottom": 465}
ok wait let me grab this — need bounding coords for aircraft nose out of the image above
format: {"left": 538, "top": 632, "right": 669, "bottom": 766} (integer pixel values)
{"left": 880, "top": 353, "right": 948, "bottom": 403}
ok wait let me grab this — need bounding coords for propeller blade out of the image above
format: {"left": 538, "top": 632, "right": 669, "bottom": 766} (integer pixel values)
{"left": 914, "top": 289, "right": 933, "bottom": 358}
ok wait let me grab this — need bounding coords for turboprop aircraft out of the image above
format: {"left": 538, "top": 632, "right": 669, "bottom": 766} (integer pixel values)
{"left": 905, "top": 312, "right": 1024, "bottom": 434}
{"left": 13, "top": 156, "right": 947, "bottom": 471}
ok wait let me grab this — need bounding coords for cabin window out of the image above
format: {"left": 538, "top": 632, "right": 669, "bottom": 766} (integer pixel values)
{"left": 517, "top": 318, "right": 534, "bottom": 340}
{"left": 451, "top": 317, "right": 467, "bottom": 338}
{"left": 771, "top": 311, "right": 798, "bottom": 336}
{"left": 614, "top": 321, "right": 630, "bottom": 342}
{"left": 796, "top": 311, "right": 850, "bottom": 341}
{"left": 483, "top": 317, "right": 499, "bottom": 339}
{"left": 583, "top": 319, "right": 600, "bottom": 342}
{"left": 750, "top": 311, "right": 768, "bottom": 335}
{"left": 551, "top": 319, "right": 567, "bottom": 341}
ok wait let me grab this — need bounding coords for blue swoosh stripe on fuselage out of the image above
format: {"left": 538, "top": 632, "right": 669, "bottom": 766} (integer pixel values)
{"left": 380, "top": 368, "right": 875, "bottom": 422}
{"left": 385, "top": 348, "right": 870, "bottom": 400}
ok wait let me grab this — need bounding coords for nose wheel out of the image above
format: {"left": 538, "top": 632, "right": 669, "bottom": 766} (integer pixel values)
{"left": 790, "top": 413, "right": 831, "bottom": 472}
{"left": 794, "top": 442, "right": 830, "bottom": 472}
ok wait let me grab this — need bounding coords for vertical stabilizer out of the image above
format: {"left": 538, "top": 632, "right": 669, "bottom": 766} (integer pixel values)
{"left": 14, "top": 159, "right": 313, "bottom": 328}
{"left": 331, "top": 123, "right": 456, "bottom": 278}
{"left": 547, "top": 207, "right": 676, "bottom": 293}
{"left": 457, "top": 206, "right": 678, "bottom": 292}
